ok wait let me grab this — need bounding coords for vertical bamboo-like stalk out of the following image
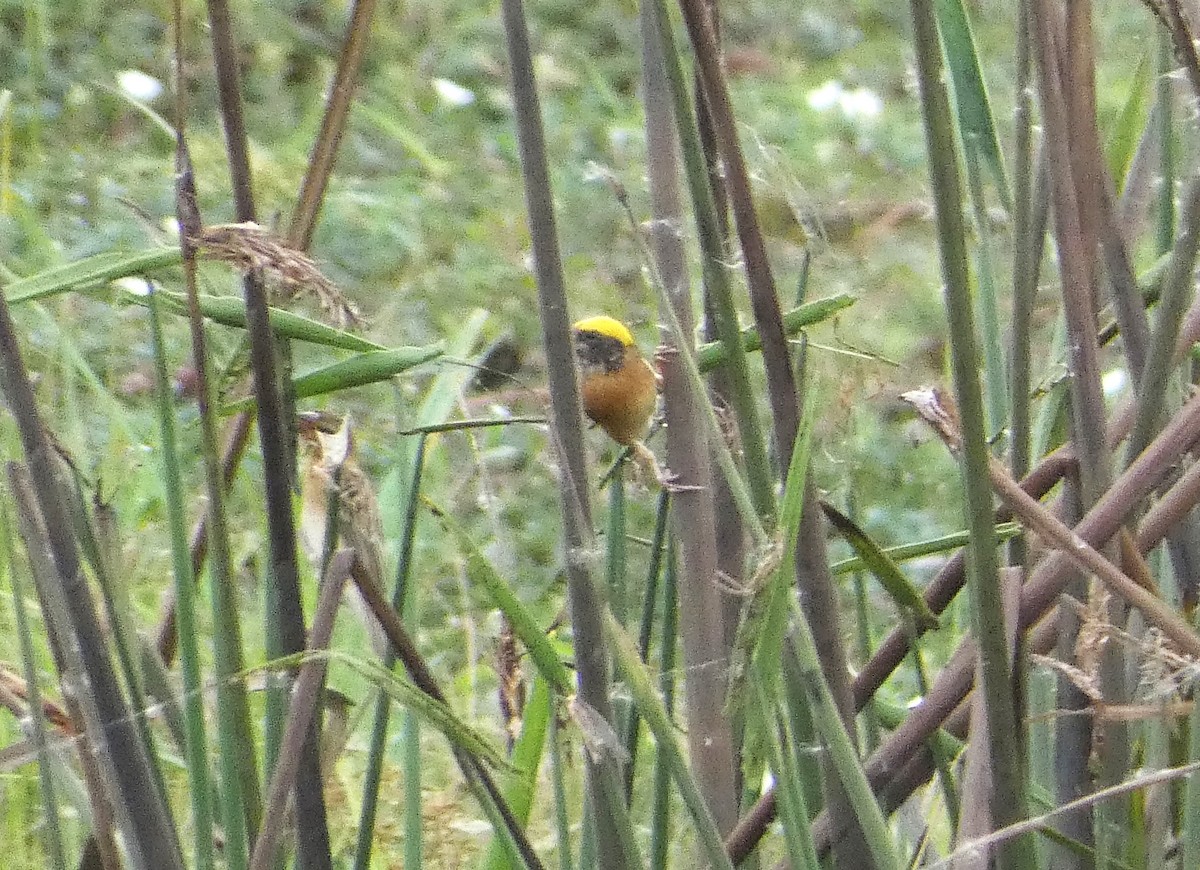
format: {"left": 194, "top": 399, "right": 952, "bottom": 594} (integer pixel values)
{"left": 499, "top": 0, "right": 640, "bottom": 864}
{"left": 694, "top": 0, "right": 747, "bottom": 664}
{"left": 175, "top": 144, "right": 257, "bottom": 870}
{"left": 352, "top": 434, "right": 427, "bottom": 870}
{"left": 170, "top": 7, "right": 260, "bottom": 863}
{"left": 675, "top": 0, "right": 797, "bottom": 453}
{"left": 1032, "top": 3, "right": 1132, "bottom": 860}
{"left": 248, "top": 551, "right": 353, "bottom": 870}
{"left": 760, "top": 393, "right": 894, "bottom": 868}
{"left": 286, "top": 0, "right": 379, "bottom": 251}
{"left": 908, "top": 0, "right": 1034, "bottom": 867}
{"left": 147, "top": 285, "right": 215, "bottom": 870}
{"left": 604, "top": 604, "right": 736, "bottom": 870}
{"left": 672, "top": 0, "right": 869, "bottom": 858}
{"left": 201, "top": 1, "right": 331, "bottom": 863}
{"left": 1184, "top": 693, "right": 1200, "bottom": 869}
{"left": 153, "top": 0, "right": 377, "bottom": 668}
{"left": 794, "top": 477, "right": 866, "bottom": 869}
{"left": 649, "top": 542, "right": 679, "bottom": 870}
{"left": 0, "top": 313, "right": 185, "bottom": 870}
{"left": 645, "top": 0, "right": 774, "bottom": 524}
{"left": 642, "top": 0, "right": 738, "bottom": 835}
{"left": 3, "top": 507, "right": 67, "bottom": 870}
{"left": 548, "top": 689, "right": 575, "bottom": 870}
{"left": 623, "top": 488, "right": 672, "bottom": 797}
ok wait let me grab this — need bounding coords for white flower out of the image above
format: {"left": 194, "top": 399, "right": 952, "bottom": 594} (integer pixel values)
{"left": 117, "top": 69, "right": 163, "bottom": 102}
{"left": 433, "top": 78, "right": 475, "bottom": 107}
{"left": 1102, "top": 368, "right": 1127, "bottom": 397}
{"left": 113, "top": 276, "right": 152, "bottom": 297}
{"left": 807, "top": 80, "right": 884, "bottom": 122}
{"left": 840, "top": 87, "right": 883, "bottom": 120}
{"left": 807, "top": 80, "right": 845, "bottom": 112}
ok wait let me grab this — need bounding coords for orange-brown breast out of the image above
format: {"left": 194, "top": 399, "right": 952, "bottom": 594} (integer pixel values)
{"left": 580, "top": 346, "right": 658, "bottom": 445}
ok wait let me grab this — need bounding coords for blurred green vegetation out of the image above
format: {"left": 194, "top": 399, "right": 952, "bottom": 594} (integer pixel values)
{"left": 0, "top": 0, "right": 1154, "bottom": 862}
{"left": 0, "top": 0, "right": 1020, "bottom": 724}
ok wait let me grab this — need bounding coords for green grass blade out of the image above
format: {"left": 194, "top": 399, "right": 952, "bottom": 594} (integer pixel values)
{"left": 260, "top": 571, "right": 285, "bottom": 870}
{"left": 28, "top": 304, "right": 137, "bottom": 444}
{"left": 353, "top": 435, "right": 428, "bottom": 870}
{"left": 357, "top": 100, "right": 452, "bottom": 178}
{"left": 622, "top": 488, "right": 671, "bottom": 798}
{"left": 751, "top": 678, "right": 819, "bottom": 870}
{"left": 1156, "top": 31, "right": 1176, "bottom": 254}
{"left": 779, "top": 643, "right": 832, "bottom": 816}
{"left": 3, "top": 504, "right": 68, "bottom": 870}
{"left": 147, "top": 287, "right": 215, "bottom": 870}
{"left": 276, "top": 344, "right": 443, "bottom": 399}
{"left": 548, "top": 690, "right": 575, "bottom": 870}
{"left": 329, "top": 651, "right": 514, "bottom": 771}
{"left": 480, "top": 676, "right": 553, "bottom": 870}
{"left": 442, "top": 511, "right": 573, "bottom": 693}
{"left": 378, "top": 308, "right": 488, "bottom": 547}
{"left": 606, "top": 465, "right": 628, "bottom": 628}
{"left": 963, "top": 138, "right": 1008, "bottom": 442}
{"left": 784, "top": 601, "right": 901, "bottom": 870}
{"left": 934, "top": 0, "right": 1010, "bottom": 210}
{"left": 361, "top": 312, "right": 487, "bottom": 867}
{"left": 694, "top": 294, "right": 856, "bottom": 372}
{"left": 749, "top": 388, "right": 817, "bottom": 692}
{"left": 1107, "top": 51, "right": 1152, "bottom": 187}
{"left": 403, "top": 710, "right": 424, "bottom": 870}
{"left": 602, "top": 608, "right": 735, "bottom": 870}
{"left": 819, "top": 501, "right": 939, "bottom": 630}
{"left": 222, "top": 344, "right": 443, "bottom": 412}
{"left": 604, "top": 466, "right": 632, "bottom": 797}
{"left": 829, "top": 522, "right": 1020, "bottom": 575}
{"left": 128, "top": 289, "right": 386, "bottom": 352}
{"left": 4, "top": 248, "right": 181, "bottom": 304}
{"left": 648, "top": 541, "right": 678, "bottom": 870}
{"left": 912, "top": 0, "right": 1035, "bottom": 860}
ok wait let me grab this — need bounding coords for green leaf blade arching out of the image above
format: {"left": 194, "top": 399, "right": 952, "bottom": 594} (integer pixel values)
{"left": 934, "top": 0, "right": 1010, "bottom": 210}
{"left": 222, "top": 344, "right": 443, "bottom": 413}
{"left": 820, "top": 501, "right": 940, "bottom": 632}
{"left": 5, "top": 248, "right": 182, "bottom": 304}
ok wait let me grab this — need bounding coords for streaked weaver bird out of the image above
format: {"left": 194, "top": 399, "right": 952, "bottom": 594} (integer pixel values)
{"left": 572, "top": 315, "right": 663, "bottom": 482}
{"left": 296, "top": 413, "right": 388, "bottom": 656}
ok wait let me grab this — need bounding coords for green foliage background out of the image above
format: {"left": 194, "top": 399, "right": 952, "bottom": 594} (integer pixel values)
{"left": 0, "top": 0, "right": 1155, "bottom": 864}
